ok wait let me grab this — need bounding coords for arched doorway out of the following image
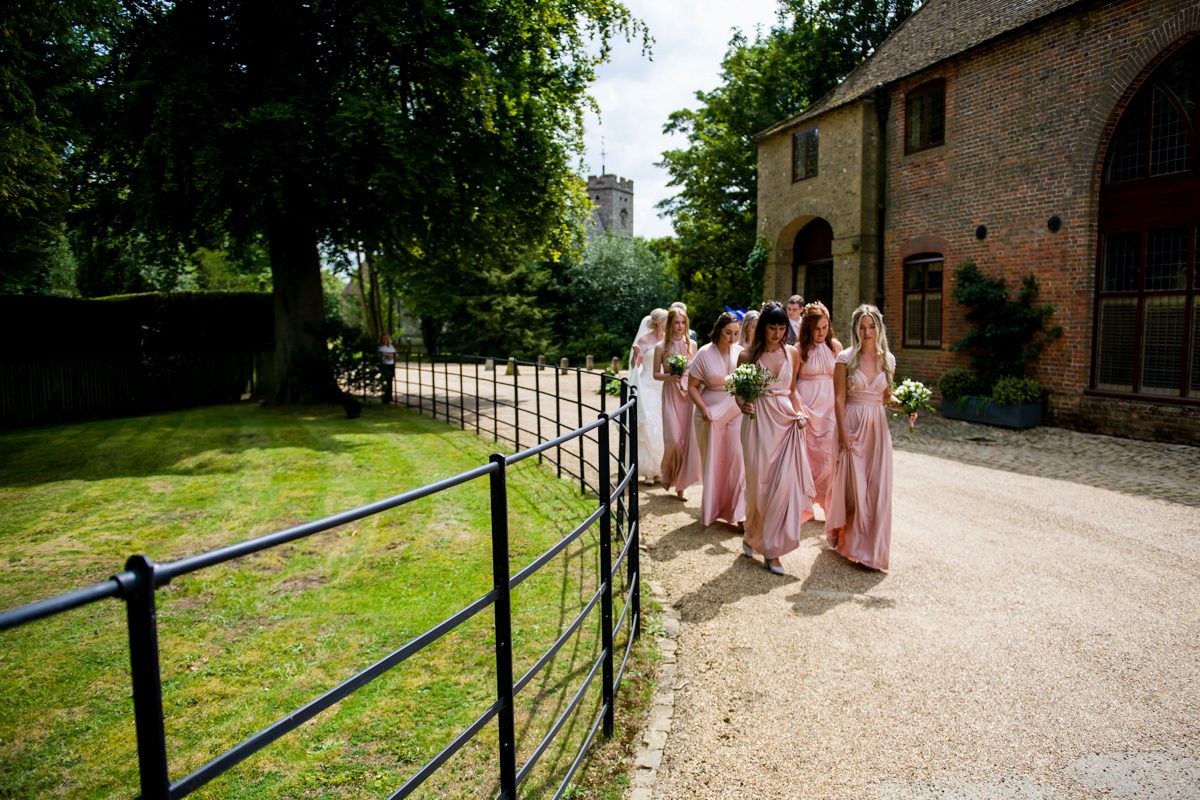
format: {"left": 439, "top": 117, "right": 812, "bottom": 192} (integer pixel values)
{"left": 1096, "top": 38, "right": 1200, "bottom": 400}
{"left": 792, "top": 218, "right": 833, "bottom": 308}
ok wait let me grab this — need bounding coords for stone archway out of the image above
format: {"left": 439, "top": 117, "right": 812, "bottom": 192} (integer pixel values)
{"left": 792, "top": 218, "right": 834, "bottom": 309}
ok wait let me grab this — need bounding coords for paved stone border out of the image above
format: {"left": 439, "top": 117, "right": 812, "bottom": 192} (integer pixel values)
{"left": 627, "top": 579, "right": 679, "bottom": 800}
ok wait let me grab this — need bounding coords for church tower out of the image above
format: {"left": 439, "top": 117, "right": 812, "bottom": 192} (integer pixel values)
{"left": 586, "top": 173, "right": 634, "bottom": 238}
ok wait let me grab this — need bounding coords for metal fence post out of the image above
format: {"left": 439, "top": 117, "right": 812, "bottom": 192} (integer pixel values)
{"left": 458, "top": 360, "right": 465, "bottom": 430}
{"left": 488, "top": 455, "right": 518, "bottom": 799}
{"left": 597, "top": 414, "right": 615, "bottom": 738}
{"left": 511, "top": 358, "right": 520, "bottom": 450}
{"left": 474, "top": 359, "right": 481, "bottom": 436}
{"left": 534, "top": 360, "right": 543, "bottom": 465}
{"left": 616, "top": 380, "right": 627, "bottom": 537}
{"left": 554, "top": 367, "right": 563, "bottom": 479}
{"left": 628, "top": 391, "right": 641, "bottom": 640}
{"left": 121, "top": 555, "right": 171, "bottom": 800}
{"left": 416, "top": 354, "right": 423, "bottom": 415}
{"left": 431, "top": 355, "right": 438, "bottom": 421}
{"left": 576, "top": 369, "right": 585, "bottom": 493}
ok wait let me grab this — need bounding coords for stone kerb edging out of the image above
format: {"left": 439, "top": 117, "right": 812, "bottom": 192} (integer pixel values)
{"left": 628, "top": 579, "right": 680, "bottom": 800}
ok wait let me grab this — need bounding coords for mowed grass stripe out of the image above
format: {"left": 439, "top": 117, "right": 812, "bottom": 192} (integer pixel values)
{"left": 0, "top": 403, "right": 627, "bottom": 799}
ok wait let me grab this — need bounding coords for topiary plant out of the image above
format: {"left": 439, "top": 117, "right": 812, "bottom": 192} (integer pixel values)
{"left": 938, "top": 367, "right": 984, "bottom": 399}
{"left": 992, "top": 376, "right": 1043, "bottom": 406}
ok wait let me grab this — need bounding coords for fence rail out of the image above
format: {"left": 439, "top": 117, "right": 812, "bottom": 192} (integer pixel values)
{"left": 0, "top": 355, "right": 640, "bottom": 800}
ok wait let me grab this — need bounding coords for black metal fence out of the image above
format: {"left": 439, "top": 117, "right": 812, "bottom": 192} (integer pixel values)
{"left": 0, "top": 355, "right": 639, "bottom": 800}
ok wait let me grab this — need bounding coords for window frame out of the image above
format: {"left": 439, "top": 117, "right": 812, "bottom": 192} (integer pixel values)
{"left": 902, "top": 254, "right": 944, "bottom": 349}
{"left": 904, "top": 79, "right": 946, "bottom": 155}
{"left": 791, "top": 126, "right": 819, "bottom": 183}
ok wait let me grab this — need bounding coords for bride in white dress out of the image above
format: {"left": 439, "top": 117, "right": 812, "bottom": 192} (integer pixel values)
{"left": 628, "top": 308, "right": 667, "bottom": 482}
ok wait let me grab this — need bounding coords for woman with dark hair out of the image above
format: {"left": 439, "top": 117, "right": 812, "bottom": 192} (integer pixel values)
{"left": 737, "top": 301, "right": 815, "bottom": 575}
{"left": 796, "top": 302, "right": 843, "bottom": 511}
{"left": 654, "top": 306, "right": 700, "bottom": 499}
{"left": 825, "top": 304, "right": 896, "bottom": 571}
{"left": 686, "top": 312, "right": 745, "bottom": 528}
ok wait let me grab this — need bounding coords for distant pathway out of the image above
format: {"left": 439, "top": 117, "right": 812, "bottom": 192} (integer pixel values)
{"left": 631, "top": 415, "right": 1200, "bottom": 799}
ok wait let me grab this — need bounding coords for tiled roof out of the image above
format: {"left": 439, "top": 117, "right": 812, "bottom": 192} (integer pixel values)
{"left": 759, "top": 0, "right": 1087, "bottom": 137}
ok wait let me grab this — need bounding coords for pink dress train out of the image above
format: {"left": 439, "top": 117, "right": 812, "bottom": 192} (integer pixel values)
{"left": 824, "top": 350, "right": 894, "bottom": 571}
{"left": 687, "top": 343, "right": 746, "bottom": 526}
{"left": 741, "top": 347, "right": 815, "bottom": 559}
{"left": 797, "top": 343, "right": 837, "bottom": 510}
{"left": 660, "top": 339, "right": 701, "bottom": 492}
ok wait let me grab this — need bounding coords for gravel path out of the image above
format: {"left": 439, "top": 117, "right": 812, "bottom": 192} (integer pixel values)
{"left": 636, "top": 414, "right": 1200, "bottom": 799}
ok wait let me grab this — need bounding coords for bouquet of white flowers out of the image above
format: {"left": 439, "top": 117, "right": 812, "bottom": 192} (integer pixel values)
{"left": 724, "top": 363, "right": 776, "bottom": 419}
{"left": 666, "top": 353, "right": 689, "bottom": 377}
{"left": 891, "top": 377, "right": 935, "bottom": 432}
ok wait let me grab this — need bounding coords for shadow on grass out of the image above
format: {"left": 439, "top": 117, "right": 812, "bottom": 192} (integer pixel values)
{"left": 0, "top": 402, "right": 492, "bottom": 487}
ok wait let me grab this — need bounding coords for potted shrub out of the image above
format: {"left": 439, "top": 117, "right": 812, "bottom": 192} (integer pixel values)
{"left": 937, "top": 264, "right": 1061, "bottom": 429}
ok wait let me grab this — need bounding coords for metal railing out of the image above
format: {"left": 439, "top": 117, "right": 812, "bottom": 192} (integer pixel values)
{"left": 0, "top": 356, "right": 640, "bottom": 800}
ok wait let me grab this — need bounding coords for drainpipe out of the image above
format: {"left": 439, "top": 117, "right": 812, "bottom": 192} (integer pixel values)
{"left": 871, "top": 84, "right": 890, "bottom": 308}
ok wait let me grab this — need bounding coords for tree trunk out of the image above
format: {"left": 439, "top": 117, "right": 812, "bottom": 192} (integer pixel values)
{"left": 267, "top": 203, "right": 339, "bottom": 403}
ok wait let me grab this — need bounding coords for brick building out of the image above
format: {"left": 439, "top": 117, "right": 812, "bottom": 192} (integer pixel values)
{"left": 756, "top": 0, "right": 1199, "bottom": 442}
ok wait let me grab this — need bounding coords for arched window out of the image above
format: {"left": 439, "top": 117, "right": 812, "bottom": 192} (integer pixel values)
{"left": 903, "top": 253, "right": 943, "bottom": 348}
{"left": 1096, "top": 39, "right": 1200, "bottom": 399}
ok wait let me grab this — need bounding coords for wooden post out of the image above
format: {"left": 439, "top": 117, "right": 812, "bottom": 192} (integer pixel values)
{"left": 485, "top": 357, "right": 495, "bottom": 372}
{"left": 611, "top": 356, "right": 621, "bottom": 374}
{"left": 537, "top": 354, "right": 546, "bottom": 370}
{"left": 559, "top": 357, "right": 569, "bottom": 374}
{"left": 585, "top": 355, "right": 594, "bottom": 370}
{"left": 505, "top": 357, "right": 517, "bottom": 376}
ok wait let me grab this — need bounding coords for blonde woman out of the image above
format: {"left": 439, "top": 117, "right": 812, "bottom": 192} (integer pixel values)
{"left": 738, "top": 309, "right": 759, "bottom": 347}
{"left": 654, "top": 306, "right": 700, "bottom": 498}
{"left": 629, "top": 308, "right": 668, "bottom": 483}
{"left": 825, "top": 304, "right": 895, "bottom": 571}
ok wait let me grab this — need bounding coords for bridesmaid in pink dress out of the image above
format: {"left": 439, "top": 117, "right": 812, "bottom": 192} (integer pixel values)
{"left": 686, "top": 312, "right": 745, "bottom": 527}
{"left": 795, "top": 302, "right": 842, "bottom": 512}
{"left": 654, "top": 307, "right": 700, "bottom": 499}
{"left": 737, "top": 302, "right": 815, "bottom": 575}
{"left": 825, "top": 304, "right": 897, "bottom": 572}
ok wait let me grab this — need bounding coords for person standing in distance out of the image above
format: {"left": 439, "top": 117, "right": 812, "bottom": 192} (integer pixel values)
{"left": 784, "top": 294, "right": 805, "bottom": 345}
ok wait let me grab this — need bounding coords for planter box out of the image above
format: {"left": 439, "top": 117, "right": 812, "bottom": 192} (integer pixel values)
{"left": 939, "top": 396, "right": 1042, "bottom": 429}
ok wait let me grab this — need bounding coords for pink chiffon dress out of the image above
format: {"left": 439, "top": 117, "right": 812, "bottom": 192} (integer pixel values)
{"left": 660, "top": 338, "right": 701, "bottom": 493}
{"left": 740, "top": 347, "right": 815, "bottom": 560}
{"left": 797, "top": 343, "right": 838, "bottom": 511}
{"left": 687, "top": 343, "right": 746, "bottom": 527}
{"left": 824, "top": 350, "right": 895, "bottom": 571}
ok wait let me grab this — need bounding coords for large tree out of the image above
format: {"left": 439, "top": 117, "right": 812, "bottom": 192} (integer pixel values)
{"left": 0, "top": 0, "right": 118, "bottom": 294}
{"left": 95, "top": 0, "right": 644, "bottom": 401}
{"left": 658, "top": 1, "right": 919, "bottom": 327}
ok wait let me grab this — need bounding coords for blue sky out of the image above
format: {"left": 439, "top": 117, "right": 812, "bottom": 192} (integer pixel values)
{"left": 582, "top": 0, "right": 783, "bottom": 239}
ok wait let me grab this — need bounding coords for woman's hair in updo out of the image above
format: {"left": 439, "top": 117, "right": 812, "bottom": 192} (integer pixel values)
{"left": 708, "top": 311, "right": 740, "bottom": 343}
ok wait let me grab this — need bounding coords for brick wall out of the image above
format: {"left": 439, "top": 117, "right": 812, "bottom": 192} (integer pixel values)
{"left": 880, "top": 0, "right": 1200, "bottom": 443}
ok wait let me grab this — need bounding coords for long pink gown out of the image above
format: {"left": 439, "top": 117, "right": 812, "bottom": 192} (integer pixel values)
{"left": 660, "top": 338, "right": 701, "bottom": 493}
{"left": 797, "top": 343, "right": 837, "bottom": 511}
{"left": 741, "top": 347, "right": 815, "bottom": 559}
{"left": 825, "top": 350, "right": 895, "bottom": 571}
{"left": 687, "top": 343, "right": 746, "bottom": 527}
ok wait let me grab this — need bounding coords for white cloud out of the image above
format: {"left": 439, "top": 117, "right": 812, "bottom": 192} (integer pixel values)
{"left": 582, "top": 0, "right": 781, "bottom": 239}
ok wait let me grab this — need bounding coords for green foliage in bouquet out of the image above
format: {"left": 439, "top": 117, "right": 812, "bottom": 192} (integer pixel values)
{"left": 723, "top": 362, "right": 775, "bottom": 419}
{"left": 666, "top": 353, "right": 690, "bottom": 376}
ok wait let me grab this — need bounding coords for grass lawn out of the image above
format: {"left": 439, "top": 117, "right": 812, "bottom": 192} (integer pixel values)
{"left": 0, "top": 402, "right": 654, "bottom": 800}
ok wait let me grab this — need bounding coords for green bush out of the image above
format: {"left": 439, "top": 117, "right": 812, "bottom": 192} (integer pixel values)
{"left": 938, "top": 367, "right": 984, "bottom": 399}
{"left": 950, "top": 263, "right": 1062, "bottom": 388}
{"left": 992, "top": 376, "right": 1043, "bottom": 405}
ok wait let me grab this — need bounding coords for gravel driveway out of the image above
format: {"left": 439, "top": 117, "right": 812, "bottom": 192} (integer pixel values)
{"left": 635, "top": 415, "right": 1200, "bottom": 799}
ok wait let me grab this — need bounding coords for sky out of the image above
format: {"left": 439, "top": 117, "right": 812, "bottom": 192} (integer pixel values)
{"left": 581, "top": 0, "right": 783, "bottom": 240}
